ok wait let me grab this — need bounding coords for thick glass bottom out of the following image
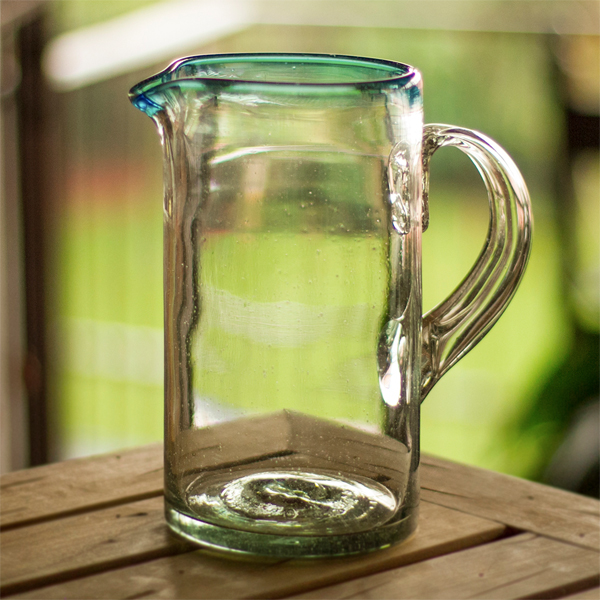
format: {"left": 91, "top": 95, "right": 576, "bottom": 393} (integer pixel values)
{"left": 166, "top": 469, "right": 417, "bottom": 557}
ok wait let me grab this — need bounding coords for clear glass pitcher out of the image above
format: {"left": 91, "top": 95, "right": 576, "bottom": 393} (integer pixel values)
{"left": 130, "top": 53, "right": 532, "bottom": 557}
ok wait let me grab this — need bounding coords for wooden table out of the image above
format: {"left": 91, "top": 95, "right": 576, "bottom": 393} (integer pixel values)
{"left": 1, "top": 442, "right": 599, "bottom": 599}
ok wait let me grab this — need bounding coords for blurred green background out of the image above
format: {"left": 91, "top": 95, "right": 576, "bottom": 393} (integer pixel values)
{"left": 43, "top": 1, "right": 598, "bottom": 489}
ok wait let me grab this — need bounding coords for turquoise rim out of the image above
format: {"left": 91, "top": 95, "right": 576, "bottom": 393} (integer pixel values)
{"left": 129, "top": 53, "right": 419, "bottom": 110}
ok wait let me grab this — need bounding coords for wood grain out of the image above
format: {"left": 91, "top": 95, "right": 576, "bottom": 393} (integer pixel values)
{"left": 1, "top": 496, "right": 192, "bottom": 596}
{"left": 0, "top": 443, "right": 163, "bottom": 529}
{"left": 3, "top": 422, "right": 599, "bottom": 600}
{"left": 175, "top": 411, "right": 409, "bottom": 490}
{"left": 4, "top": 420, "right": 597, "bottom": 546}
{"left": 291, "top": 533, "right": 600, "bottom": 600}
{"left": 421, "top": 454, "right": 600, "bottom": 550}
{"left": 562, "top": 587, "right": 600, "bottom": 599}
{"left": 7, "top": 501, "right": 506, "bottom": 599}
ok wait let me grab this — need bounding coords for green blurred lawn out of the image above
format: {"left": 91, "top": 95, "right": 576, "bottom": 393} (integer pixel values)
{"left": 54, "top": 178, "right": 567, "bottom": 479}
{"left": 49, "top": 8, "right": 578, "bottom": 480}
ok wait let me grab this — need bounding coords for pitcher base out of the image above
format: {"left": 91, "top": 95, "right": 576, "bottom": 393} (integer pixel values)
{"left": 166, "top": 469, "right": 417, "bottom": 557}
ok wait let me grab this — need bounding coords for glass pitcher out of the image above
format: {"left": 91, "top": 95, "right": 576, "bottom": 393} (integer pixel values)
{"left": 130, "top": 53, "right": 532, "bottom": 557}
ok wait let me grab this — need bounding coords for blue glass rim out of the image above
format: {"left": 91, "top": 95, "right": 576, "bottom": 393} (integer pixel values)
{"left": 129, "top": 53, "right": 420, "bottom": 102}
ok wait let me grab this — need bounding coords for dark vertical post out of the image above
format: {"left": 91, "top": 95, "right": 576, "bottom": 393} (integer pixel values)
{"left": 17, "top": 11, "right": 49, "bottom": 465}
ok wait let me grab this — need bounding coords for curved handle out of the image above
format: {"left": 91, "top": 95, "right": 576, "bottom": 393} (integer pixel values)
{"left": 420, "top": 124, "right": 533, "bottom": 402}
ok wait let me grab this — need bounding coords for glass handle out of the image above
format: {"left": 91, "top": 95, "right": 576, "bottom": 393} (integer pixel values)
{"left": 420, "top": 124, "right": 533, "bottom": 402}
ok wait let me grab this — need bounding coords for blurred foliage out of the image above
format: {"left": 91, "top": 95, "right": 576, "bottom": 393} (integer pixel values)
{"left": 46, "top": 2, "right": 596, "bottom": 489}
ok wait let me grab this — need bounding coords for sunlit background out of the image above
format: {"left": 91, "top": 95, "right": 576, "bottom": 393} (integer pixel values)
{"left": 1, "top": 0, "right": 598, "bottom": 497}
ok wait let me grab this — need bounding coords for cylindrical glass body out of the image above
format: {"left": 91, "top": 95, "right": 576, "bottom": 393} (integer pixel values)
{"left": 129, "top": 54, "right": 532, "bottom": 557}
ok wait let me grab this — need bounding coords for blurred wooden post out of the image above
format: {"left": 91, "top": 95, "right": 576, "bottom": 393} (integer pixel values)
{"left": 1, "top": 0, "right": 51, "bottom": 469}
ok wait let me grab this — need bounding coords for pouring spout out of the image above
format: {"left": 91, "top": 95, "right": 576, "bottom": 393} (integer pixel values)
{"left": 129, "top": 91, "right": 164, "bottom": 118}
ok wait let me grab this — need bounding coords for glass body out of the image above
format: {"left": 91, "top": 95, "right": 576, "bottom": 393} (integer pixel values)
{"left": 130, "top": 54, "right": 532, "bottom": 557}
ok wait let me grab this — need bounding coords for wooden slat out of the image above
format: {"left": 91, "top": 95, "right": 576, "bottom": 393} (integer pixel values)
{"left": 3, "top": 419, "right": 599, "bottom": 600}
{"left": 176, "top": 412, "right": 292, "bottom": 471}
{"left": 0, "top": 443, "right": 163, "bottom": 529}
{"left": 7, "top": 501, "right": 506, "bottom": 599}
{"left": 291, "top": 533, "right": 600, "bottom": 599}
{"left": 563, "top": 587, "right": 600, "bottom": 599}
{"left": 420, "top": 454, "right": 600, "bottom": 551}
{"left": 1, "top": 411, "right": 408, "bottom": 531}
{"left": 0, "top": 496, "right": 192, "bottom": 596}
{"left": 6, "top": 415, "right": 596, "bottom": 550}
{"left": 175, "top": 411, "right": 409, "bottom": 490}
